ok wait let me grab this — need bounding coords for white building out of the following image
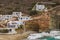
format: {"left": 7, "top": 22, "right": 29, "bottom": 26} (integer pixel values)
{"left": 12, "top": 12, "right": 22, "bottom": 17}
{"left": 0, "top": 12, "right": 32, "bottom": 25}
{"left": 0, "top": 15, "right": 12, "bottom": 20}
{"left": 32, "top": 2, "right": 56, "bottom": 11}
{"left": 2, "top": 15, "right": 12, "bottom": 20}
{"left": 12, "top": 12, "right": 32, "bottom": 21}
{"left": 32, "top": 2, "right": 48, "bottom": 11}
{"left": 32, "top": 4, "right": 46, "bottom": 11}
{"left": 7, "top": 12, "right": 32, "bottom": 29}
{"left": 0, "top": 12, "right": 33, "bottom": 34}
{"left": 36, "top": 4, "right": 45, "bottom": 11}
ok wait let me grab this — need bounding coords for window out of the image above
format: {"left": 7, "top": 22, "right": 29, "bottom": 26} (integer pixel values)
{"left": 7, "top": 16, "right": 9, "bottom": 17}
{"left": 26, "top": 18, "right": 28, "bottom": 19}
{"left": 16, "top": 13, "right": 18, "bottom": 15}
{"left": 21, "top": 18, "right": 22, "bottom": 20}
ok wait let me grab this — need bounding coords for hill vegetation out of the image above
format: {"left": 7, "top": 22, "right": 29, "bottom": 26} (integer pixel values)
{"left": 0, "top": 0, "right": 59, "bottom": 15}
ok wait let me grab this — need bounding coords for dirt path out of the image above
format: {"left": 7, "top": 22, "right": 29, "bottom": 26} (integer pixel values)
{"left": 0, "top": 31, "right": 35, "bottom": 40}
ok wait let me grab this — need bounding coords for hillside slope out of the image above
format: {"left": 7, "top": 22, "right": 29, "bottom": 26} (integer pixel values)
{"left": 0, "top": 0, "right": 59, "bottom": 15}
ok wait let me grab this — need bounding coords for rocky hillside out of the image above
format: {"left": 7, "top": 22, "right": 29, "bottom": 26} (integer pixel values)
{"left": 0, "top": 0, "right": 59, "bottom": 15}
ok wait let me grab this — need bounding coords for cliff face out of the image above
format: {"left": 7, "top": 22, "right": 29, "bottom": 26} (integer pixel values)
{"left": 0, "top": 0, "right": 59, "bottom": 15}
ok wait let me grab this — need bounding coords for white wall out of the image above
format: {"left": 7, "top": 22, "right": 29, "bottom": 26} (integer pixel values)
{"left": 12, "top": 12, "right": 22, "bottom": 17}
{"left": 0, "top": 15, "right": 12, "bottom": 20}
{"left": 36, "top": 4, "right": 45, "bottom": 11}
{"left": 19, "top": 16, "right": 32, "bottom": 21}
{"left": 0, "top": 12, "right": 32, "bottom": 25}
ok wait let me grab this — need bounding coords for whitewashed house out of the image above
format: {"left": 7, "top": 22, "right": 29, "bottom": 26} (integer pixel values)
{"left": 12, "top": 12, "right": 22, "bottom": 17}
{"left": 2, "top": 15, "right": 12, "bottom": 20}
{"left": 12, "top": 12, "right": 32, "bottom": 25}
{"left": 0, "top": 12, "right": 32, "bottom": 34}
{"left": 35, "top": 4, "right": 45, "bottom": 11}
{"left": 0, "top": 15, "right": 12, "bottom": 20}
{"left": 32, "top": 2, "right": 56, "bottom": 11}
{"left": 6, "top": 12, "right": 32, "bottom": 31}
{"left": 12, "top": 12, "right": 32, "bottom": 21}
{"left": 11, "top": 12, "right": 32, "bottom": 27}
{"left": 32, "top": 3, "right": 46, "bottom": 11}
{"left": 0, "top": 12, "right": 32, "bottom": 25}
{"left": 0, "top": 12, "right": 32, "bottom": 28}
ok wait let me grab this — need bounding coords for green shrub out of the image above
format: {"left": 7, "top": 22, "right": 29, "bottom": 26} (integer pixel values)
{"left": 29, "top": 10, "right": 38, "bottom": 16}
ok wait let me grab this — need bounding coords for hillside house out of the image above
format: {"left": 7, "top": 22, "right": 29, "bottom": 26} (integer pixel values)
{"left": 0, "top": 15, "right": 12, "bottom": 20}
{"left": 32, "top": 2, "right": 56, "bottom": 11}
{"left": 32, "top": 3, "right": 46, "bottom": 11}
{"left": 0, "top": 12, "right": 32, "bottom": 21}
{"left": 2, "top": 15, "right": 12, "bottom": 20}
{"left": 6, "top": 12, "right": 32, "bottom": 29}
{"left": 12, "top": 12, "right": 22, "bottom": 17}
{"left": 12, "top": 12, "right": 32, "bottom": 21}
{"left": 0, "top": 12, "right": 32, "bottom": 28}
